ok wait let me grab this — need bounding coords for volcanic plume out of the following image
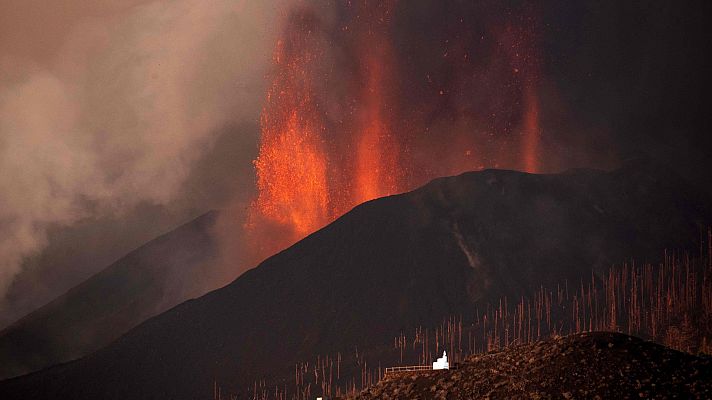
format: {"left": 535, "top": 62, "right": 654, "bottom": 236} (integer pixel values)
{"left": 247, "top": 1, "right": 546, "bottom": 256}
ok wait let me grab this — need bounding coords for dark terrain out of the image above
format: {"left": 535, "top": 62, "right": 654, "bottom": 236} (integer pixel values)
{"left": 0, "top": 160, "right": 710, "bottom": 399}
{"left": 348, "top": 332, "right": 712, "bottom": 400}
{"left": 0, "top": 211, "right": 221, "bottom": 380}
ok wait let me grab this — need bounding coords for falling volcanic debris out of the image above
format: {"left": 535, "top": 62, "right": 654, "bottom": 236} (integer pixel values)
{"left": 351, "top": 1, "right": 403, "bottom": 205}
{"left": 249, "top": 8, "right": 332, "bottom": 253}
{"left": 500, "top": 10, "right": 543, "bottom": 174}
{"left": 248, "top": 1, "right": 544, "bottom": 256}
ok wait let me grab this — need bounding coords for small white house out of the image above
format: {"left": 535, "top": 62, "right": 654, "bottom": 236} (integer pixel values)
{"left": 432, "top": 351, "right": 449, "bottom": 370}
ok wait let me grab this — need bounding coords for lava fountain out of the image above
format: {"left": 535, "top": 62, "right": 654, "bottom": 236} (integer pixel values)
{"left": 351, "top": 1, "right": 402, "bottom": 204}
{"left": 247, "top": 2, "right": 406, "bottom": 257}
{"left": 248, "top": 10, "right": 333, "bottom": 256}
{"left": 247, "top": 1, "right": 544, "bottom": 259}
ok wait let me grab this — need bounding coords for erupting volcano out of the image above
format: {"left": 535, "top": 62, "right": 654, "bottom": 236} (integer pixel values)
{"left": 1, "top": 1, "right": 711, "bottom": 399}
{"left": 249, "top": 12, "right": 332, "bottom": 250}
{"left": 249, "top": 1, "right": 545, "bottom": 258}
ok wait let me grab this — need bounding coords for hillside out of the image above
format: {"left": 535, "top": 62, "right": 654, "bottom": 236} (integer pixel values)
{"left": 0, "top": 160, "right": 710, "bottom": 399}
{"left": 0, "top": 211, "right": 222, "bottom": 380}
{"left": 348, "top": 332, "right": 712, "bottom": 399}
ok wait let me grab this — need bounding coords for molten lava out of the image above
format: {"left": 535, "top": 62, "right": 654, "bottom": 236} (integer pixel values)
{"left": 248, "top": 3, "right": 405, "bottom": 255}
{"left": 352, "top": 4, "right": 402, "bottom": 205}
{"left": 254, "top": 107, "right": 330, "bottom": 238}
{"left": 518, "top": 15, "right": 542, "bottom": 174}
{"left": 522, "top": 83, "right": 541, "bottom": 173}
{"left": 248, "top": 2, "right": 545, "bottom": 258}
{"left": 249, "top": 16, "right": 334, "bottom": 253}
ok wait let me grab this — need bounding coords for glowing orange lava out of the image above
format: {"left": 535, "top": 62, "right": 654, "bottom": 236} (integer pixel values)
{"left": 248, "top": 3, "right": 545, "bottom": 258}
{"left": 499, "top": 16, "right": 543, "bottom": 174}
{"left": 249, "top": 22, "right": 333, "bottom": 251}
{"left": 248, "top": 3, "right": 405, "bottom": 255}
{"left": 353, "top": 6, "right": 401, "bottom": 204}
{"left": 522, "top": 82, "right": 541, "bottom": 173}
{"left": 254, "top": 108, "right": 329, "bottom": 238}
{"left": 354, "top": 57, "right": 392, "bottom": 204}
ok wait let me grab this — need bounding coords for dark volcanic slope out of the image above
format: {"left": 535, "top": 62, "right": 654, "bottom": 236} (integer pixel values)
{"left": 348, "top": 332, "right": 712, "bottom": 400}
{"left": 1, "top": 160, "right": 710, "bottom": 399}
{"left": 0, "top": 211, "right": 221, "bottom": 380}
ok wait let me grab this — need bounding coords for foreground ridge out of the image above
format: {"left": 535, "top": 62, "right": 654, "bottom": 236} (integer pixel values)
{"left": 346, "top": 332, "right": 712, "bottom": 400}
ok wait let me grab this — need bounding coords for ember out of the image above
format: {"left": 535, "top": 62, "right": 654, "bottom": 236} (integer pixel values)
{"left": 248, "top": 2, "right": 545, "bottom": 257}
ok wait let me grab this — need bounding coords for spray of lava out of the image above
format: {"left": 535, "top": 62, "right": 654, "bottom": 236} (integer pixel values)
{"left": 247, "top": 9, "right": 333, "bottom": 258}
{"left": 247, "top": 1, "right": 543, "bottom": 258}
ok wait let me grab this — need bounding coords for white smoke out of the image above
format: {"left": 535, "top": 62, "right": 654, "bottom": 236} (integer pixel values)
{"left": 0, "top": 0, "right": 286, "bottom": 302}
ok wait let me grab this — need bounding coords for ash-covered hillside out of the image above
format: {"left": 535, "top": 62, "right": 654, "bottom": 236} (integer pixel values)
{"left": 0, "top": 160, "right": 710, "bottom": 399}
{"left": 0, "top": 211, "right": 221, "bottom": 380}
{"left": 347, "top": 332, "right": 712, "bottom": 400}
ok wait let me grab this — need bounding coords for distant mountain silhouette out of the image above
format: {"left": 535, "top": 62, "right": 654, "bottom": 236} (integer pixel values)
{"left": 0, "top": 211, "right": 221, "bottom": 380}
{"left": 1, "top": 160, "right": 710, "bottom": 399}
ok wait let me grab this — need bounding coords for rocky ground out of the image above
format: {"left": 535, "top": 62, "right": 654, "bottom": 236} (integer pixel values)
{"left": 346, "top": 332, "right": 712, "bottom": 400}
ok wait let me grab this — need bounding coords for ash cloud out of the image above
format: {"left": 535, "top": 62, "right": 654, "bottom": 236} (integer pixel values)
{"left": 0, "top": 0, "right": 289, "bottom": 327}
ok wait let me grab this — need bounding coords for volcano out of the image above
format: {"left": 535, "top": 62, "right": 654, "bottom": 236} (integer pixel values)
{"left": 0, "top": 160, "right": 710, "bottom": 399}
{"left": 0, "top": 212, "right": 221, "bottom": 380}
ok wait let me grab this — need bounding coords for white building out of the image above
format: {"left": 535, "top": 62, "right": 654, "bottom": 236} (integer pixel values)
{"left": 432, "top": 351, "right": 449, "bottom": 370}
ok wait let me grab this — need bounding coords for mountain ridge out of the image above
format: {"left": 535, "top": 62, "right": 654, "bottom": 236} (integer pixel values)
{"left": 1, "top": 160, "right": 710, "bottom": 399}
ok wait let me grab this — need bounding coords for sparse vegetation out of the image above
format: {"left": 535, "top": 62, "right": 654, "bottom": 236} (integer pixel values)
{"left": 347, "top": 332, "right": 712, "bottom": 399}
{"left": 216, "top": 231, "right": 712, "bottom": 399}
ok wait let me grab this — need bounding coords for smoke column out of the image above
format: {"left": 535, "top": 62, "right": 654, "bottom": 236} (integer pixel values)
{"left": 0, "top": 0, "right": 291, "bottom": 325}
